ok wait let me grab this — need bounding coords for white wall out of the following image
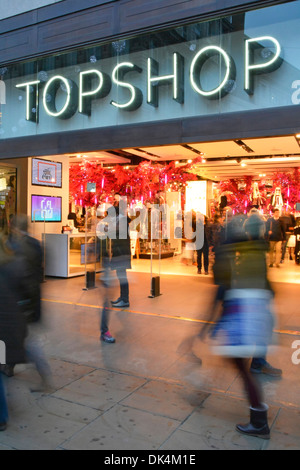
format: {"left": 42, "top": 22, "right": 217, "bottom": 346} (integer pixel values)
{"left": 27, "top": 156, "right": 70, "bottom": 241}
{"left": 0, "top": 0, "right": 63, "bottom": 20}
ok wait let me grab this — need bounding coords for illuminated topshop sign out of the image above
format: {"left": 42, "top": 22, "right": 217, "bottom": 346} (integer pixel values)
{"left": 16, "top": 36, "right": 283, "bottom": 123}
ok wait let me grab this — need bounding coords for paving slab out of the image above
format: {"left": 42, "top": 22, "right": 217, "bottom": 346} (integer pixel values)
{"left": 179, "top": 394, "right": 278, "bottom": 451}
{"left": 61, "top": 404, "right": 180, "bottom": 450}
{"left": 0, "top": 271, "right": 299, "bottom": 450}
{"left": 120, "top": 380, "right": 208, "bottom": 421}
{"left": 53, "top": 369, "right": 147, "bottom": 412}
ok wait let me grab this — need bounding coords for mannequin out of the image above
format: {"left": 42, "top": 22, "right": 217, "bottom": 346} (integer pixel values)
{"left": 270, "top": 187, "right": 284, "bottom": 212}
{"left": 250, "top": 182, "right": 263, "bottom": 209}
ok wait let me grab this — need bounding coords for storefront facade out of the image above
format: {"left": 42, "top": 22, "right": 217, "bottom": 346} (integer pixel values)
{"left": 1, "top": 0, "right": 300, "bottom": 158}
{"left": 0, "top": 0, "right": 300, "bottom": 277}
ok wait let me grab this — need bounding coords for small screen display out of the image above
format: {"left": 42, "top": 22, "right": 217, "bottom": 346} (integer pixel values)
{"left": 31, "top": 195, "right": 62, "bottom": 222}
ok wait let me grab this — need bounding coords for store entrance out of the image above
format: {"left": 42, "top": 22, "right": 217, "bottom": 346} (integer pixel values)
{"left": 66, "top": 133, "right": 300, "bottom": 282}
{"left": 2, "top": 132, "right": 300, "bottom": 283}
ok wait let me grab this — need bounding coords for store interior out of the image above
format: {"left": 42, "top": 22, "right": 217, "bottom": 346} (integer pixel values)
{"left": 1, "top": 132, "right": 300, "bottom": 281}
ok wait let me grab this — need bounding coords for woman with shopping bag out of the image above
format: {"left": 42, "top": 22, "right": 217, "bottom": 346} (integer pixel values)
{"left": 201, "top": 230, "right": 275, "bottom": 439}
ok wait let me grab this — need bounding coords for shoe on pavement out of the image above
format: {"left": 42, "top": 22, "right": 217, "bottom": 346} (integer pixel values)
{"left": 0, "top": 365, "right": 14, "bottom": 377}
{"left": 236, "top": 404, "right": 270, "bottom": 440}
{"left": 250, "top": 362, "right": 282, "bottom": 378}
{"left": 30, "top": 379, "right": 55, "bottom": 394}
{"left": 0, "top": 422, "right": 7, "bottom": 432}
{"left": 113, "top": 300, "right": 129, "bottom": 308}
{"left": 111, "top": 298, "right": 121, "bottom": 305}
{"left": 100, "top": 331, "right": 116, "bottom": 343}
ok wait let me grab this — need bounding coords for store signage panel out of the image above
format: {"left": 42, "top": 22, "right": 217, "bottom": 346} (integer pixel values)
{"left": 1, "top": 1, "right": 300, "bottom": 139}
{"left": 14, "top": 37, "right": 283, "bottom": 123}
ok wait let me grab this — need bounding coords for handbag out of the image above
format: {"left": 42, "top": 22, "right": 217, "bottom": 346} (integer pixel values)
{"left": 211, "top": 289, "right": 274, "bottom": 358}
{"left": 287, "top": 234, "right": 296, "bottom": 248}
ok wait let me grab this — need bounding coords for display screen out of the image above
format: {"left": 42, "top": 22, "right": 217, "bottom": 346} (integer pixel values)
{"left": 32, "top": 158, "right": 62, "bottom": 188}
{"left": 31, "top": 195, "right": 62, "bottom": 222}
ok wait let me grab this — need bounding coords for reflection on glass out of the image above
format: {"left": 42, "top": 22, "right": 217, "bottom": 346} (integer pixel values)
{"left": 0, "top": 167, "right": 17, "bottom": 233}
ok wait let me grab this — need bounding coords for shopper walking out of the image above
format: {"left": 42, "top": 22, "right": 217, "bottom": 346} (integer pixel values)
{"left": 279, "top": 209, "right": 296, "bottom": 263}
{"left": 201, "top": 233, "right": 275, "bottom": 439}
{"left": 96, "top": 198, "right": 131, "bottom": 345}
{"left": 0, "top": 233, "right": 30, "bottom": 431}
{"left": 106, "top": 195, "right": 131, "bottom": 309}
{"left": 2, "top": 215, "right": 54, "bottom": 392}
{"left": 96, "top": 207, "right": 116, "bottom": 343}
{"left": 266, "top": 209, "right": 285, "bottom": 268}
{"left": 243, "top": 210, "right": 282, "bottom": 377}
{"left": 111, "top": 208, "right": 131, "bottom": 308}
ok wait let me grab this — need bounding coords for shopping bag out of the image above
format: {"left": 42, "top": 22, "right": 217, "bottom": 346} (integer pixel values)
{"left": 210, "top": 289, "right": 274, "bottom": 358}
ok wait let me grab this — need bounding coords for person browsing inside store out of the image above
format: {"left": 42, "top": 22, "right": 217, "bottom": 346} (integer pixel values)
{"left": 266, "top": 209, "right": 286, "bottom": 268}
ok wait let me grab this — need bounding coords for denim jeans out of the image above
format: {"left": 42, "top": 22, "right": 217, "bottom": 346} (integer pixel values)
{"left": 26, "top": 330, "right": 52, "bottom": 382}
{"left": 0, "top": 374, "right": 8, "bottom": 424}
{"left": 100, "top": 298, "right": 110, "bottom": 335}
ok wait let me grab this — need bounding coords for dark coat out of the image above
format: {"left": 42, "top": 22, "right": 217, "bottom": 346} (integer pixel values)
{"left": 8, "top": 234, "right": 43, "bottom": 323}
{"left": 266, "top": 217, "right": 286, "bottom": 242}
{"left": 0, "top": 256, "right": 31, "bottom": 365}
{"left": 110, "top": 214, "right": 132, "bottom": 271}
{"left": 213, "top": 239, "right": 272, "bottom": 292}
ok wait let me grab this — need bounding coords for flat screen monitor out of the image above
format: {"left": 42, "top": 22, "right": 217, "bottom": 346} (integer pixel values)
{"left": 31, "top": 195, "right": 62, "bottom": 222}
{"left": 32, "top": 158, "right": 62, "bottom": 188}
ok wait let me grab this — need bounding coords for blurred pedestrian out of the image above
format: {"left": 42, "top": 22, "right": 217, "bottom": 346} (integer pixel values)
{"left": 1, "top": 215, "right": 54, "bottom": 392}
{"left": 244, "top": 208, "right": 266, "bottom": 241}
{"left": 110, "top": 198, "right": 131, "bottom": 308}
{"left": 244, "top": 211, "right": 282, "bottom": 377}
{"left": 0, "top": 233, "right": 30, "bottom": 431}
{"left": 266, "top": 209, "right": 285, "bottom": 268}
{"left": 96, "top": 207, "right": 116, "bottom": 344}
{"left": 201, "top": 233, "right": 275, "bottom": 439}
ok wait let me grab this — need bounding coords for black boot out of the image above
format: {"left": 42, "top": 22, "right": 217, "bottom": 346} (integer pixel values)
{"left": 236, "top": 404, "right": 270, "bottom": 439}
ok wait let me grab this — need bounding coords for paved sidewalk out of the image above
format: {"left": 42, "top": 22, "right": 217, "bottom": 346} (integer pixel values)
{"left": 0, "top": 272, "right": 299, "bottom": 450}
